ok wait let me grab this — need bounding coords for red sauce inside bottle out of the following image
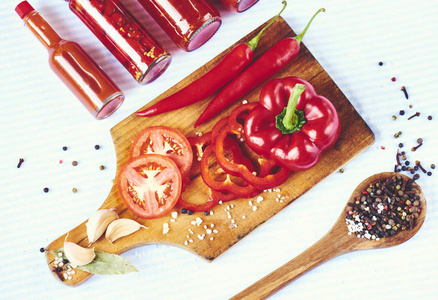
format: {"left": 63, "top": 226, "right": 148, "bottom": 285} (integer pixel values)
{"left": 16, "top": 1, "right": 124, "bottom": 119}
{"left": 137, "top": 0, "right": 221, "bottom": 51}
{"left": 68, "top": 0, "right": 171, "bottom": 84}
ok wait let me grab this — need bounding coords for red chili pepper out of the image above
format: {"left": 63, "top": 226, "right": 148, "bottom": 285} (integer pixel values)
{"left": 136, "top": 2, "right": 287, "bottom": 117}
{"left": 244, "top": 77, "right": 340, "bottom": 171}
{"left": 194, "top": 7, "right": 325, "bottom": 127}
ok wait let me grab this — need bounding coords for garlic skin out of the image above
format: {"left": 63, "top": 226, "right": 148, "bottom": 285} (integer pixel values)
{"left": 86, "top": 208, "right": 118, "bottom": 244}
{"left": 105, "top": 218, "right": 147, "bottom": 243}
{"left": 64, "top": 241, "right": 95, "bottom": 268}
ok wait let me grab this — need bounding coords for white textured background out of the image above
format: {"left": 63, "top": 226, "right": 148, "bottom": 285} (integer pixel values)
{"left": 1, "top": 0, "right": 437, "bottom": 299}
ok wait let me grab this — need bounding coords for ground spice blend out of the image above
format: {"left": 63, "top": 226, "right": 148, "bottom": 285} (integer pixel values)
{"left": 345, "top": 175, "right": 421, "bottom": 240}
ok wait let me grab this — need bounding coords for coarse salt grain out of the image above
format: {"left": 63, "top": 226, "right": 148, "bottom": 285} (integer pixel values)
{"left": 252, "top": 206, "right": 257, "bottom": 211}
{"left": 163, "top": 223, "right": 169, "bottom": 234}
{"left": 256, "top": 196, "right": 263, "bottom": 203}
{"left": 206, "top": 229, "right": 212, "bottom": 234}
{"left": 171, "top": 211, "right": 178, "bottom": 219}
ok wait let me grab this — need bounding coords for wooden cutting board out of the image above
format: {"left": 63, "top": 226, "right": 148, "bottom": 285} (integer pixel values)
{"left": 45, "top": 16, "right": 374, "bottom": 286}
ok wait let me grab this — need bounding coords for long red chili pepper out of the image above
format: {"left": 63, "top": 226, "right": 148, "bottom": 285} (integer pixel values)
{"left": 136, "top": 1, "right": 287, "bottom": 117}
{"left": 194, "top": 7, "right": 325, "bottom": 127}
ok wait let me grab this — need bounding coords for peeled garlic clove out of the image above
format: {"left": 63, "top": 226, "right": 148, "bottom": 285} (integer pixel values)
{"left": 64, "top": 241, "right": 95, "bottom": 268}
{"left": 86, "top": 208, "right": 118, "bottom": 244}
{"left": 105, "top": 218, "right": 147, "bottom": 243}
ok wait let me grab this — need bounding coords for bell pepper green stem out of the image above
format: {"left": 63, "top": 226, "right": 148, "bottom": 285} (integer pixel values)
{"left": 247, "top": 1, "right": 288, "bottom": 51}
{"left": 294, "top": 8, "right": 325, "bottom": 44}
{"left": 283, "top": 84, "right": 306, "bottom": 130}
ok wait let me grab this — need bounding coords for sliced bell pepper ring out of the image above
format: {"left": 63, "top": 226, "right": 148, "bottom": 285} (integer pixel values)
{"left": 213, "top": 102, "right": 291, "bottom": 189}
{"left": 177, "top": 187, "right": 220, "bottom": 212}
{"left": 201, "top": 137, "right": 261, "bottom": 198}
{"left": 187, "top": 131, "right": 212, "bottom": 163}
{"left": 244, "top": 77, "right": 340, "bottom": 171}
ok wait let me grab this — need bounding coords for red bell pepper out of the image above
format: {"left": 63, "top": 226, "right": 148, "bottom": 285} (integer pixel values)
{"left": 244, "top": 77, "right": 340, "bottom": 171}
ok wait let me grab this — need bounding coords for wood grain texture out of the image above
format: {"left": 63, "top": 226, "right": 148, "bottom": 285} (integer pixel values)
{"left": 45, "top": 16, "right": 375, "bottom": 286}
{"left": 231, "top": 172, "right": 427, "bottom": 299}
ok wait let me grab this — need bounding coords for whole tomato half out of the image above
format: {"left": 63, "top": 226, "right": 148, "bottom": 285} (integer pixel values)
{"left": 129, "top": 126, "right": 193, "bottom": 178}
{"left": 118, "top": 154, "right": 182, "bottom": 219}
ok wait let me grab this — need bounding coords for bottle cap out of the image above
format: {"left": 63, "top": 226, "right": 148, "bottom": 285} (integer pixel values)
{"left": 15, "top": 1, "right": 34, "bottom": 19}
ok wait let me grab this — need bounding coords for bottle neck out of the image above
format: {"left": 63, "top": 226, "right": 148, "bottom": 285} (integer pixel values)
{"left": 23, "top": 10, "right": 63, "bottom": 49}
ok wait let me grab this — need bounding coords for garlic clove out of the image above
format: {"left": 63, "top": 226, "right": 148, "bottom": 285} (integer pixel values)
{"left": 86, "top": 208, "right": 118, "bottom": 244}
{"left": 64, "top": 241, "right": 95, "bottom": 268}
{"left": 105, "top": 218, "right": 147, "bottom": 243}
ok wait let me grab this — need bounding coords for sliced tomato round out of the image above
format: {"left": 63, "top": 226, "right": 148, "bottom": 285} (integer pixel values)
{"left": 129, "top": 126, "right": 193, "bottom": 177}
{"left": 118, "top": 154, "right": 182, "bottom": 219}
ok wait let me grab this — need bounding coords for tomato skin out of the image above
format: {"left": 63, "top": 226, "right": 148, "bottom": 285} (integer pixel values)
{"left": 129, "top": 126, "right": 193, "bottom": 178}
{"left": 118, "top": 154, "right": 182, "bottom": 219}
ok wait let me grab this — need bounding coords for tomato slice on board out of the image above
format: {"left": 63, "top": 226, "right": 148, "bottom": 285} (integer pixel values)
{"left": 118, "top": 154, "right": 182, "bottom": 219}
{"left": 130, "top": 126, "right": 193, "bottom": 177}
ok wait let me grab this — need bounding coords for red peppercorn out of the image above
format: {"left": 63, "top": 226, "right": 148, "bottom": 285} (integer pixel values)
{"left": 391, "top": 77, "right": 397, "bottom": 82}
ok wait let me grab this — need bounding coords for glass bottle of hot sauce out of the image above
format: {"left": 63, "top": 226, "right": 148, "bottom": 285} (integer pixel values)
{"left": 219, "top": 0, "right": 259, "bottom": 12}
{"left": 66, "top": 0, "right": 171, "bottom": 84}
{"left": 15, "top": 1, "right": 124, "bottom": 120}
{"left": 137, "top": 0, "right": 222, "bottom": 52}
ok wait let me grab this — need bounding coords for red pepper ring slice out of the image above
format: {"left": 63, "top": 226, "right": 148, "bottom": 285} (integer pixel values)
{"left": 215, "top": 124, "right": 291, "bottom": 190}
{"left": 177, "top": 188, "right": 220, "bottom": 212}
{"left": 228, "top": 102, "right": 258, "bottom": 132}
{"left": 200, "top": 142, "right": 260, "bottom": 198}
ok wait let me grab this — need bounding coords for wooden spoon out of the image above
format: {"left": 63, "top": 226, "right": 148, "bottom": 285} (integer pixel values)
{"left": 231, "top": 172, "right": 427, "bottom": 300}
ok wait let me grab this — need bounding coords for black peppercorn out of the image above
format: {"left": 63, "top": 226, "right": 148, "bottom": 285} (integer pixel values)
{"left": 43, "top": 187, "right": 49, "bottom": 193}
{"left": 94, "top": 144, "right": 100, "bottom": 150}
{"left": 181, "top": 208, "right": 187, "bottom": 214}
{"left": 62, "top": 146, "right": 68, "bottom": 151}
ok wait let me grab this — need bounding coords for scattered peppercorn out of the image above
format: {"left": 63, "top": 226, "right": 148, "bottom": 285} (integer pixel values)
{"left": 399, "top": 110, "right": 405, "bottom": 116}
{"left": 391, "top": 77, "right": 396, "bottom": 82}
{"left": 400, "top": 86, "right": 409, "bottom": 99}
{"left": 39, "top": 247, "right": 46, "bottom": 253}
{"left": 204, "top": 211, "right": 210, "bottom": 216}
{"left": 181, "top": 208, "right": 188, "bottom": 214}
{"left": 99, "top": 165, "right": 105, "bottom": 170}
{"left": 427, "top": 171, "right": 432, "bottom": 176}
{"left": 427, "top": 115, "right": 432, "bottom": 120}
{"left": 62, "top": 146, "right": 68, "bottom": 151}
{"left": 72, "top": 161, "right": 78, "bottom": 166}
{"left": 72, "top": 187, "right": 78, "bottom": 193}
{"left": 187, "top": 210, "right": 194, "bottom": 215}
{"left": 43, "top": 187, "right": 49, "bottom": 193}
{"left": 346, "top": 175, "right": 421, "bottom": 240}
{"left": 17, "top": 158, "right": 24, "bottom": 168}
{"left": 94, "top": 144, "right": 100, "bottom": 150}
{"left": 392, "top": 115, "right": 397, "bottom": 121}
{"left": 378, "top": 61, "right": 383, "bottom": 66}
{"left": 339, "top": 168, "right": 344, "bottom": 173}
{"left": 56, "top": 267, "right": 63, "bottom": 273}
{"left": 431, "top": 164, "right": 436, "bottom": 169}
{"left": 398, "top": 143, "right": 403, "bottom": 148}
{"left": 408, "top": 112, "right": 420, "bottom": 120}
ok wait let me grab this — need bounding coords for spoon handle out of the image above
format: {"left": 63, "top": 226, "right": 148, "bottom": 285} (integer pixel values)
{"left": 231, "top": 221, "right": 351, "bottom": 299}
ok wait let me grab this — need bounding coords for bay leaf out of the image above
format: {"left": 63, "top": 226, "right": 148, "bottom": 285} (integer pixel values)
{"left": 50, "top": 248, "right": 138, "bottom": 275}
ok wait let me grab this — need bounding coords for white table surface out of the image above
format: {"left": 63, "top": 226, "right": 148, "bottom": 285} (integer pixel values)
{"left": 1, "top": 0, "right": 437, "bottom": 299}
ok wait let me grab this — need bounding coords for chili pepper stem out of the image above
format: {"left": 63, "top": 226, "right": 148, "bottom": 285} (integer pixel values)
{"left": 283, "top": 84, "right": 305, "bottom": 130}
{"left": 247, "top": 1, "right": 287, "bottom": 51}
{"left": 294, "top": 8, "right": 326, "bottom": 44}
